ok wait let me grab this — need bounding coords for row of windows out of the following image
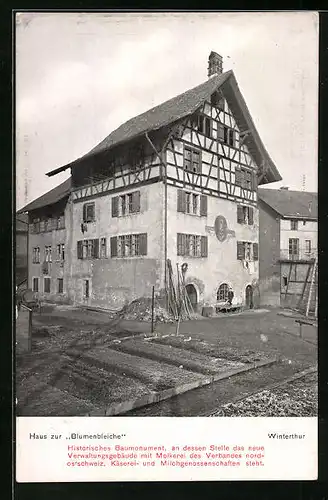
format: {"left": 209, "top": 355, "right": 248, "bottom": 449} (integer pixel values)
{"left": 76, "top": 235, "right": 259, "bottom": 261}
{"left": 290, "top": 220, "right": 310, "bottom": 230}
{"left": 195, "top": 114, "right": 236, "bottom": 147}
{"left": 81, "top": 190, "right": 141, "bottom": 224}
{"left": 77, "top": 234, "right": 148, "bottom": 259}
{"left": 183, "top": 146, "right": 256, "bottom": 190}
{"left": 32, "top": 277, "right": 63, "bottom": 294}
{"left": 32, "top": 244, "right": 65, "bottom": 264}
{"left": 30, "top": 216, "right": 65, "bottom": 234}
{"left": 288, "top": 238, "right": 312, "bottom": 255}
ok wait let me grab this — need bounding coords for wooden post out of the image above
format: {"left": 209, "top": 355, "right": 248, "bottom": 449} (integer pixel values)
{"left": 151, "top": 286, "right": 155, "bottom": 333}
{"left": 28, "top": 308, "right": 32, "bottom": 352}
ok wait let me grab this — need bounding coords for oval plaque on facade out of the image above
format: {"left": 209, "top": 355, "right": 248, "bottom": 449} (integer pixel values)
{"left": 215, "top": 215, "right": 228, "bottom": 242}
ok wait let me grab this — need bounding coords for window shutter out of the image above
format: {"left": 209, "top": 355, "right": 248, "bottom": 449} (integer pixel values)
{"left": 252, "top": 172, "right": 257, "bottom": 191}
{"left": 82, "top": 204, "right": 87, "bottom": 222}
{"left": 205, "top": 118, "right": 211, "bottom": 137}
{"left": 139, "top": 233, "right": 147, "bottom": 256}
{"left": 248, "top": 207, "right": 254, "bottom": 225}
{"left": 177, "top": 233, "right": 183, "bottom": 256}
{"left": 200, "top": 195, "right": 208, "bottom": 216}
{"left": 112, "top": 196, "right": 119, "bottom": 217}
{"left": 110, "top": 236, "right": 118, "bottom": 257}
{"left": 237, "top": 241, "right": 245, "bottom": 260}
{"left": 253, "top": 242, "right": 259, "bottom": 261}
{"left": 134, "top": 191, "right": 141, "bottom": 213}
{"left": 201, "top": 236, "right": 208, "bottom": 257}
{"left": 235, "top": 167, "right": 241, "bottom": 186}
{"left": 93, "top": 239, "right": 99, "bottom": 259}
{"left": 177, "top": 190, "right": 186, "bottom": 213}
{"left": 237, "top": 206, "right": 243, "bottom": 223}
{"left": 77, "top": 240, "right": 83, "bottom": 259}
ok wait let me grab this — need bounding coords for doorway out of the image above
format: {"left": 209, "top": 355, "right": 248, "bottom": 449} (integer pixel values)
{"left": 245, "top": 285, "right": 253, "bottom": 309}
{"left": 185, "top": 284, "right": 198, "bottom": 312}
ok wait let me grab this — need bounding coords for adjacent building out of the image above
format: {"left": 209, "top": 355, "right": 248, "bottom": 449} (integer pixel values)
{"left": 42, "top": 52, "right": 281, "bottom": 311}
{"left": 16, "top": 213, "right": 28, "bottom": 285}
{"left": 17, "top": 178, "right": 72, "bottom": 303}
{"left": 258, "top": 187, "right": 317, "bottom": 309}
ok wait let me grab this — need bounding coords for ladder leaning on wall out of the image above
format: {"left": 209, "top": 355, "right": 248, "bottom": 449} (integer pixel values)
{"left": 305, "top": 255, "right": 318, "bottom": 318}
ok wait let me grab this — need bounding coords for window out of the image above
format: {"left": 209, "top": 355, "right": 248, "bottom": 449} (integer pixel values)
{"left": 44, "top": 218, "right": 52, "bottom": 232}
{"left": 83, "top": 202, "right": 95, "bottom": 223}
{"left": 237, "top": 205, "right": 254, "bottom": 225}
{"left": 110, "top": 233, "right": 147, "bottom": 258}
{"left": 32, "top": 277, "right": 39, "bottom": 292}
{"left": 84, "top": 280, "right": 90, "bottom": 299}
{"left": 56, "top": 244, "right": 65, "bottom": 261}
{"left": 57, "top": 215, "right": 65, "bottom": 229}
{"left": 305, "top": 240, "right": 312, "bottom": 254}
{"left": 112, "top": 191, "right": 141, "bottom": 217}
{"left": 235, "top": 167, "right": 256, "bottom": 191}
{"left": 283, "top": 276, "right": 288, "bottom": 287}
{"left": 44, "top": 277, "right": 51, "bottom": 293}
{"left": 57, "top": 278, "right": 64, "bottom": 294}
{"left": 220, "top": 126, "right": 235, "bottom": 147}
{"left": 217, "top": 283, "right": 229, "bottom": 301}
{"left": 32, "top": 247, "right": 40, "bottom": 264}
{"left": 100, "top": 237, "right": 107, "bottom": 258}
{"left": 288, "top": 238, "right": 299, "bottom": 259}
{"left": 211, "top": 91, "right": 224, "bottom": 110}
{"left": 237, "top": 241, "right": 258, "bottom": 261}
{"left": 45, "top": 246, "right": 52, "bottom": 262}
{"left": 184, "top": 146, "right": 201, "bottom": 173}
{"left": 192, "top": 193, "right": 198, "bottom": 215}
{"left": 32, "top": 219, "right": 40, "bottom": 233}
{"left": 197, "top": 115, "right": 212, "bottom": 137}
{"left": 303, "top": 220, "right": 306, "bottom": 226}
{"left": 290, "top": 220, "right": 298, "bottom": 230}
{"left": 177, "top": 233, "right": 208, "bottom": 257}
{"left": 77, "top": 239, "right": 99, "bottom": 259}
{"left": 177, "top": 190, "right": 207, "bottom": 216}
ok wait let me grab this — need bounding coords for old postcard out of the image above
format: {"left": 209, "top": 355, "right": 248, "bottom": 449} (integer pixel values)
{"left": 15, "top": 11, "right": 318, "bottom": 482}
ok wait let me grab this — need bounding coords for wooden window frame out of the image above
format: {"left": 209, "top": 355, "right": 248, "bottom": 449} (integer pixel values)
{"left": 83, "top": 202, "right": 95, "bottom": 223}
{"left": 176, "top": 233, "right": 207, "bottom": 258}
{"left": 184, "top": 146, "right": 201, "bottom": 174}
{"left": 290, "top": 220, "right": 298, "bottom": 231}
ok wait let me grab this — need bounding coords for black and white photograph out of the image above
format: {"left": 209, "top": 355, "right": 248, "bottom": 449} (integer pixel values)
{"left": 15, "top": 11, "right": 318, "bottom": 423}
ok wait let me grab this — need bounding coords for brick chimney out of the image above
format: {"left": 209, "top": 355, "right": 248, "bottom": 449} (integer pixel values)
{"left": 208, "top": 51, "right": 223, "bottom": 78}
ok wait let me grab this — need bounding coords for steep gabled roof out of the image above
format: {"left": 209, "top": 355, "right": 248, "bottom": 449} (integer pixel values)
{"left": 46, "top": 70, "right": 281, "bottom": 184}
{"left": 17, "top": 178, "right": 71, "bottom": 214}
{"left": 258, "top": 188, "right": 317, "bottom": 219}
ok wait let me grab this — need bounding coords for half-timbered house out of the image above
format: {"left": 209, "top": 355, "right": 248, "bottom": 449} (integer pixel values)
{"left": 46, "top": 52, "right": 282, "bottom": 311}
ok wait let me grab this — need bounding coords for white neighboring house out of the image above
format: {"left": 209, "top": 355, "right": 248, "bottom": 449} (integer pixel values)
{"left": 258, "top": 187, "right": 317, "bottom": 308}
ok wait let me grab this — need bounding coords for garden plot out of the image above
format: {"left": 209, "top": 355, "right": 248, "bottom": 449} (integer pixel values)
{"left": 68, "top": 346, "right": 210, "bottom": 392}
{"left": 109, "top": 337, "right": 245, "bottom": 374}
{"left": 151, "top": 333, "right": 271, "bottom": 364}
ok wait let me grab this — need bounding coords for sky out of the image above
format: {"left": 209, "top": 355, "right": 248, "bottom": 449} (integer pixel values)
{"left": 15, "top": 11, "right": 319, "bottom": 210}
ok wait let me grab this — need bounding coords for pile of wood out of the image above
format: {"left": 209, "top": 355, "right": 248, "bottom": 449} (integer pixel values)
{"left": 166, "top": 259, "right": 194, "bottom": 320}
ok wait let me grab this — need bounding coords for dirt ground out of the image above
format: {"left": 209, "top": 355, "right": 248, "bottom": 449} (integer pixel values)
{"left": 212, "top": 371, "right": 318, "bottom": 417}
{"left": 16, "top": 305, "right": 317, "bottom": 417}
